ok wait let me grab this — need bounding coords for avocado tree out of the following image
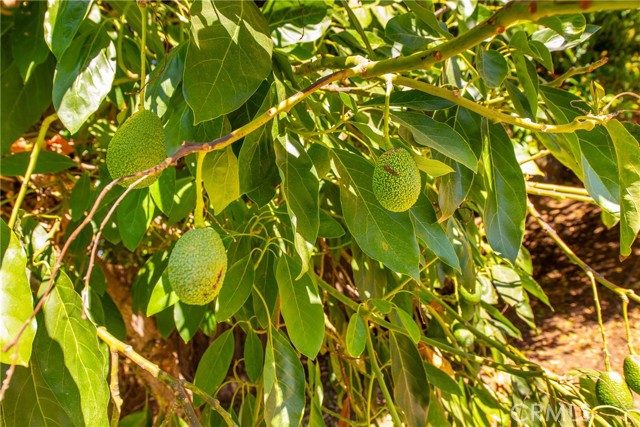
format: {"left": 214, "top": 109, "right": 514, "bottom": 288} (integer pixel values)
{"left": 1, "top": 1, "right": 640, "bottom": 426}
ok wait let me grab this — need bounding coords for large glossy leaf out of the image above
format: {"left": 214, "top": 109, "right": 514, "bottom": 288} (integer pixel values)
{"left": 392, "top": 112, "right": 478, "bottom": 171}
{"left": 11, "top": 1, "right": 49, "bottom": 82}
{"left": 390, "top": 332, "right": 430, "bottom": 427}
{"left": 409, "top": 194, "right": 460, "bottom": 271}
{"left": 52, "top": 24, "right": 116, "bottom": 134}
{"left": 332, "top": 149, "right": 420, "bottom": 280}
{"left": 275, "top": 255, "right": 324, "bottom": 359}
{"left": 34, "top": 270, "right": 110, "bottom": 427}
{"left": 606, "top": 120, "right": 640, "bottom": 256}
{"left": 483, "top": 123, "right": 526, "bottom": 263}
{"left": 202, "top": 146, "right": 240, "bottom": 215}
{"left": 577, "top": 127, "right": 620, "bottom": 215}
{"left": 193, "top": 329, "right": 235, "bottom": 406}
{"left": 116, "top": 189, "right": 155, "bottom": 252}
{"left": 275, "top": 134, "right": 320, "bottom": 273}
{"left": 267, "top": 0, "right": 331, "bottom": 47}
{"left": 477, "top": 50, "right": 508, "bottom": 88}
{"left": 184, "top": 0, "right": 273, "bottom": 122}
{"left": 0, "top": 361, "right": 74, "bottom": 426}
{"left": 43, "top": 0, "right": 91, "bottom": 59}
{"left": 215, "top": 253, "right": 255, "bottom": 322}
{"left": 263, "top": 329, "right": 306, "bottom": 427}
{"left": 1, "top": 50, "right": 54, "bottom": 155}
{"left": 0, "top": 219, "right": 36, "bottom": 366}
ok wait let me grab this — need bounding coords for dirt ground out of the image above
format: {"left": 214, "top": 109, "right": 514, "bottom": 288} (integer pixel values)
{"left": 518, "top": 159, "right": 640, "bottom": 408}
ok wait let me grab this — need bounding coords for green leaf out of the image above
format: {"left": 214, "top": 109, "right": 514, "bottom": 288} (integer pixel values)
{"left": 52, "top": 24, "right": 116, "bottom": 134}
{"left": 174, "top": 302, "right": 206, "bottom": 343}
{"left": 606, "top": 120, "right": 640, "bottom": 256}
{"left": 0, "top": 151, "right": 76, "bottom": 177}
{"left": 491, "top": 265, "right": 535, "bottom": 329}
{"left": 332, "top": 149, "right": 420, "bottom": 280}
{"left": 318, "top": 210, "right": 345, "bottom": 238}
{"left": 385, "top": 13, "right": 436, "bottom": 50}
{"left": 149, "top": 167, "right": 176, "bottom": 216}
{"left": 275, "top": 134, "right": 319, "bottom": 275}
{"left": 409, "top": 193, "right": 460, "bottom": 271}
{"left": 537, "top": 14, "right": 586, "bottom": 42}
{"left": 577, "top": 126, "right": 620, "bottom": 215}
{"left": 275, "top": 255, "right": 324, "bottom": 359}
{"left": 264, "top": 329, "right": 306, "bottom": 427}
{"left": 423, "top": 364, "right": 462, "bottom": 396}
{"left": 0, "top": 219, "right": 36, "bottom": 366}
{"left": 147, "top": 273, "right": 178, "bottom": 316}
{"left": 412, "top": 156, "right": 454, "bottom": 177}
{"left": 11, "top": 1, "right": 49, "bottom": 82}
{"left": 1, "top": 52, "right": 54, "bottom": 155}
{"left": 194, "top": 329, "right": 235, "bottom": 406}
{"left": 0, "top": 361, "right": 74, "bottom": 426}
{"left": 363, "top": 90, "right": 454, "bottom": 111}
{"left": 267, "top": 0, "right": 331, "bottom": 47}
{"left": 34, "top": 270, "right": 110, "bottom": 427}
{"left": 215, "top": 253, "right": 255, "bottom": 322}
{"left": 393, "top": 308, "right": 421, "bottom": 344}
{"left": 392, "top": 111, "right": 478, "bottom": 171}
{"left": 483, "top": 123, "right": 526, "bottom": 263}
{"left": 390, "top": 331, "right": 430, "bottom": 427}
{"left": 69, "top": 173, "right": 91, "bottom": 221}
{"left": 184, "top": 0, "right": 273, "bottom": 122}
{"left": 144, "top": 43, "right": 186, "bottom": 118}
{"left": 203, "top": 146, "right": 240, "bottom": 215}
{"left": 132, "top": 249, "right": 169, "bottom": 314}
{"left": 477, "top": 50, "right": 508, "bottom": 88}
{"left": 116, "top": 189, "right": 155, "bottom": 252}
{"left": 244, "top": 328, "right": 263, "bottom": 382}
{"left": 512, "top": 51, "right": 538, "bottom": 117}
{"left": 346, "top": 314, "right": 366, "bottom": 358}
{"left": 167, "top": 179, "right": 196, "bottom": 225}
{"left": 43, "top": 0, "right": 91, "bottom": 59}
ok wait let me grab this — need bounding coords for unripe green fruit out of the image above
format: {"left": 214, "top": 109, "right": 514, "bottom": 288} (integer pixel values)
{"left": 624, "top": 354, "right": 640, "bottom": 395}
{"left": 168, "top": 228, "right": 227, "bottom": 306}
{"left": 106, "top": 109, "right": 166, "bottom": 188}
{"left": 452, "top": 323, "right": 475, "bottom": 349}
{"left": 595, "top": 371, "right": 634, "bottom": 411}
{"left": 372, "top": 148, "right": 421, "bottom": 212}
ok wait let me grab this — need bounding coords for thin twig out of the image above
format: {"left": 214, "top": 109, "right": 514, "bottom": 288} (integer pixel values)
{"left": 588, "top": 271, "right": 611, "bottom": 371}
{"left": 544, "top": 57, "right": 609, "bottom": 88}
{"left": 527, "top": 200, "right": 640, "bottom": 303}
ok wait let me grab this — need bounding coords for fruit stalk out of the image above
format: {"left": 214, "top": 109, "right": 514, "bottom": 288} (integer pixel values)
{"left": 8, "top": 113, "right": 58, "bottom": 229}
{"left": 194, "top": 151, "right": 206, "bottom": 228}
{"left": 589, "top": 271, "right": 612, "bottom": 372}
{"left": 138, "top": 1, "right": 147, "bottom": 110}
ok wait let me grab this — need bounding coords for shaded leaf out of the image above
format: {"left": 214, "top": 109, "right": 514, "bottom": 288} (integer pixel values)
{"left": 203, "top": 146, "right": 240, "bottom": 215}
{"left": 194, "top": 329, "right": 235, "bottom": 406}
{"left": 483, "top": 124, "right": 526, "bottom": 263}
{"left": 43, "top": 0, "right": 91, "bottom": 59}
{"left": 477, "top": 50, "right": 508, "bottom": 88}
{"left": 276, "top": 255, "right": 324, "bottom": 359}
{"left": 116, "top": 189, "right": 155, "bottom": 252}
{"left": 215, "top": 253, "right": 255, "bottom": 322}
{"left": 244, "top": 328, "right": 263, "bottom": 382}
{"left": 390, "top": 331, "right": 430, "bottom": 427}
{"left": 346, "top": 314, "right": 366, "bottom": 358}
{"left": 0, "top": 151, "right": 75, "bottom": 177}
{"left": 268, "top": 0, "right": 331, "bottom": 47}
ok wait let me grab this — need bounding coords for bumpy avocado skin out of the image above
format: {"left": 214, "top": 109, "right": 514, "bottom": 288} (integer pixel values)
{"left": 595, "top": 371, "right": 634, "bottom": 410}
{"left": 106, "top": 109, "right": 166, "bottom": 188}
{"left": 372, "top": 148, "right": 421, "bottom": 212}
{"left": 168, "top": 228, "right": 227, "bottom": 305}
{"left": 624, "top": 354, "right": 640, "bottom": 395}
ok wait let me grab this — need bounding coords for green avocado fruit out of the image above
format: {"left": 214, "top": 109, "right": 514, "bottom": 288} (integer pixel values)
{"left": 624, "top": 354, "right": 640, "bottom": 395}
{"left": 595, "top": 371, "right": 634, "bottom": 411}
{"left": 452, "top": 323, "right": 475, "bottom": 349}
{"left": 106, "top": 109, "right": 166, "bottom": 188}
{"left": 168, "top": 227, "right": 227, "bottom": 305}
{"left": 372, "top": 147, "right": 421, "bottom": 212}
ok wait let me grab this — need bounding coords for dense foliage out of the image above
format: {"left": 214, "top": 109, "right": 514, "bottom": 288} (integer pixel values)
{"left": 1, "top": 1, "right": 639, "bottom": 426}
